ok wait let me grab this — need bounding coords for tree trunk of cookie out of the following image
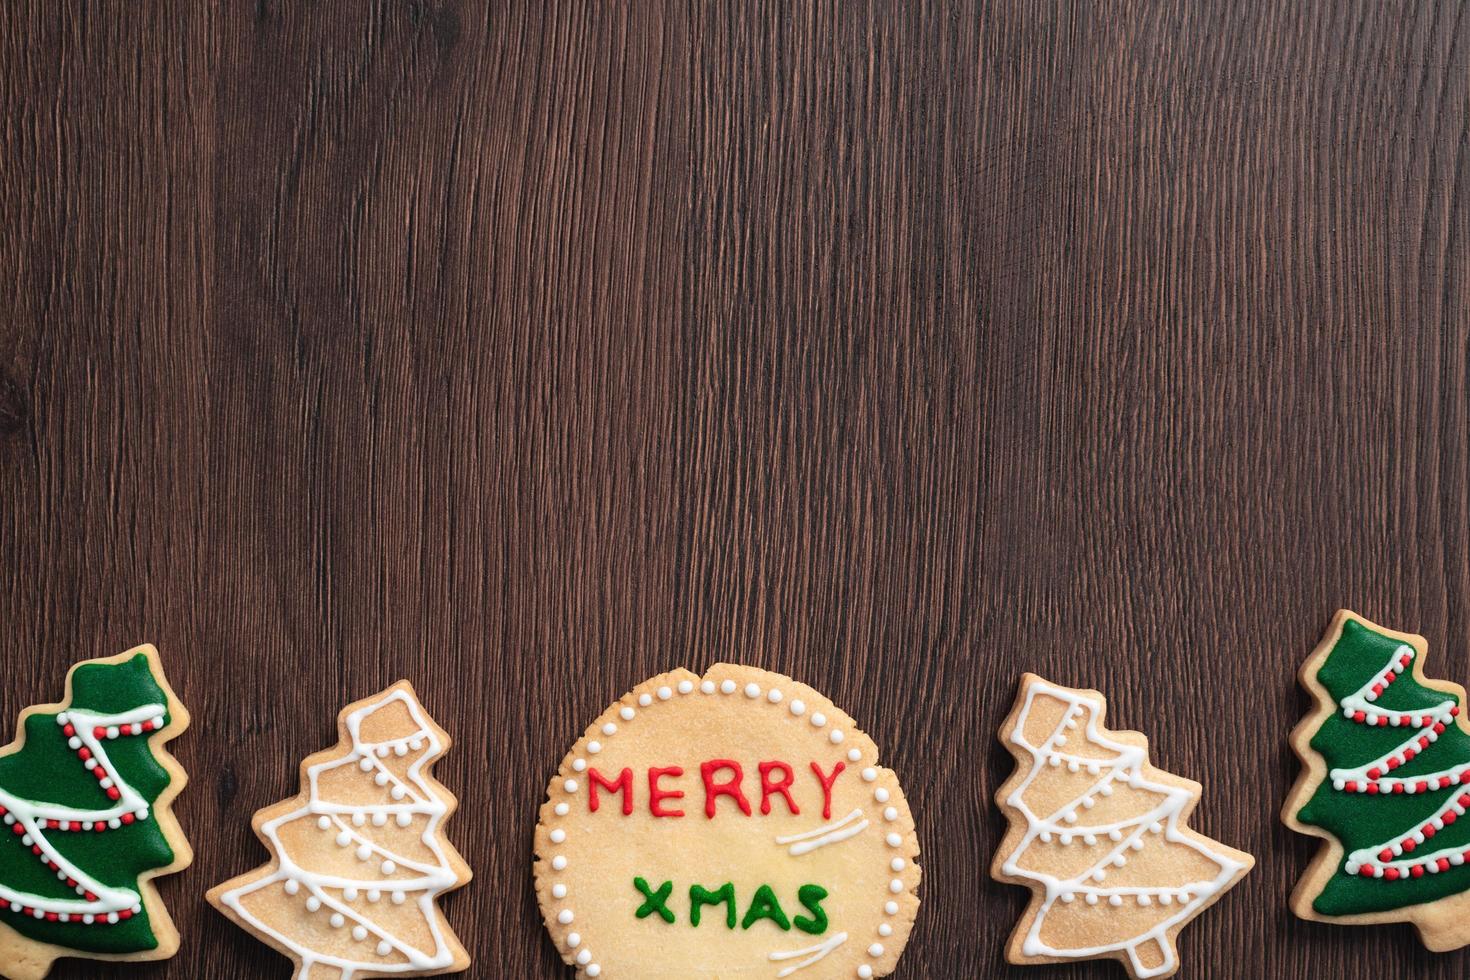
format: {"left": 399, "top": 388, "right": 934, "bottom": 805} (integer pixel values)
{"left": 294, "top": 961, "right": 345, "bottom": 980}
{"left": 0, "top": 944, "right": 55, "bottom": 980}
{"left": 1415, "top": 905, "right": 1470, "bottom": 952}
{"left": 1127, "top": 936, "right": 1169, "bottom": 975}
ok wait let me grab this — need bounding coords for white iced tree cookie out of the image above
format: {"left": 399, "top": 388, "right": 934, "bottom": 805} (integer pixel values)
{"left": 991, "top": 673, "right": 1252, "bottom": 979}
{"left": 208, "top": 681, "right": 471, "bottom": 979}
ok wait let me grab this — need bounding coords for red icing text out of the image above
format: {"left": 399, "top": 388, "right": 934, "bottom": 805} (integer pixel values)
{"left": 586, "top": 760, "right": 846, "bottom": 819}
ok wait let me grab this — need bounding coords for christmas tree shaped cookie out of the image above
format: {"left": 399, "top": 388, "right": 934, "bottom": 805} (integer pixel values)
{"left": 535, "top": 664, "right": 922, "bottom": 979}
{"left": 1285, "top": 610, "right": 1470, "bottom": 949}
{"left": 208, "top": 681, "right": 471, "bottom": 978}
{"left": 0, "top": 646, "right": 191, "bottom": 980}
{"left": 993, "top": 674, "right": 1252, "bottom": 979}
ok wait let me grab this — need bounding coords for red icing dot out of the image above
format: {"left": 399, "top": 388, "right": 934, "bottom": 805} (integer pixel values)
{"left": 1436, "top": 723, "right": 1447, "bottom": 734}
{"left": 1367, "top": 783, "right": 1380, "bottom": 795}
{"left": 1387, "top": 758, "right": 1400, "bottom": 770}
{"left": 1386, "top": 868, "right": 1401, "bottom": 880}
{"left": 1412, "top": 865, "right": 1426, "bottom": 878}
{"left": 46, "top": 820, "right": 58, "bottom": 830}
{"left": 119, "top": 909, "right": 132, "bottom": 920}
{"left": 1368, "top": 768, "right": 1382, "bottom": 779}
{"left": 1418, "top": 781, "right": 1430, "bottom": 793}
{"left": 61, "top": 724, "right": 74, "bottom": 737}
{"left": 92, "top": 727, "right": 105, "bottom": 739}
{"left": 44, "top": 912, "right": 56, "bottom": 922}
{"left": 1380, "top": 849, "right": 1393, "bottom": 861}
{"left": 1404, "top": 839, "right": 1417, "bottom": 853}
{"left": 1425, "top": 825, "right": 1437, "bottom": 838}
{"left": 84, "top": 891, "right": 96, "bottom": 901}
{"left": 1447, "top": 811, "right": 1459, "bottom": 825}
{"left": 1345, "top": 781, "right": 1358, "bottom": 793}
{"left": 1353, "top": 711, "right": 1366, "bottom": 723}
{"left": 1378, "top": 717, "right": 1390, "bottom": 727}
{"left": 68, "top": 822, "right": 80, "bottom": 832}
{"left": 106, "top": 787, "right": 120, "bottom": 801}
{"left": 9, "top": 824, "right": 22, "bottom": 836}
{"left": 94, "top": 822, "right": 105, "bottom": 833}
{"left": 121, "top": 813, "right": 135, "bottom": 825}
{"left": 1440, "top": 858, "right": 1452, "bottom": 872}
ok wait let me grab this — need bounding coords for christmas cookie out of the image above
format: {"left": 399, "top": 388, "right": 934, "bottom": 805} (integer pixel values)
{"left": 1285, "top": 609, "right": 1470, "bottom": 950}
{"left": 0, "top": 645, "right": 191, "bottom": 980}
{"left": 207, "top": 681, "right": 472, "bottom": 977}
{"left": 992, "top": 673, "right": 1252, "bottom": 979}
{"left": 534, "top": 664, "right": 921, "bottom": 979}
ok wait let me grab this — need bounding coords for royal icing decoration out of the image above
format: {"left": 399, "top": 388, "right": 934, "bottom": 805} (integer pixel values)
{"left": 208, "top": 682, "right": 471, "bottom": 978}
{"left": 535, "top": 665, "right": 922, "bottom": 978}
{"left": 1287, "top": 611, "right": 1470, "bottom": 950}
{"left": 0, "top": 647, "right": 191, "bottom": 978}
{"left": 993, "top": 674, "right": 1251, "bottom": 979}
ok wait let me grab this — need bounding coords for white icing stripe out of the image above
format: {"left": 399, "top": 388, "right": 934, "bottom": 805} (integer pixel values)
{"left": 787, "top": 819, "right": 870, "bottom": 856}
{"left": 73, "top": 705, "right": 165, "bottom": 727}
{"left": 770, "top": 931, "right": 848, "bottom": 977}
{"left": 775, "top": 808, "right": 864, "bottom": 844}
{"left": 0, "top": 704, "right": 166, "bottom": 918}
{"left": 1000, "top": 679, "right": 1248, "bottom": 979}
{"left": 217, "top": 689, "right": 461, "bottom": 974}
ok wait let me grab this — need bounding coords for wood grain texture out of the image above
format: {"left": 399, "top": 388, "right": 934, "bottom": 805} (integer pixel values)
{"left": 0, "top": 0, "right": 1467, "bottom": 976}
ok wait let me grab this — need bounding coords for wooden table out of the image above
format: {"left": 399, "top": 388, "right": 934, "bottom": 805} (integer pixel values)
{"left": 1, "top": 2, "right": 1467, "bottom": 977}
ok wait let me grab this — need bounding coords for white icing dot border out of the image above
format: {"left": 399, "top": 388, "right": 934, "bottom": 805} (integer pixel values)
{"left": 537, "top": 667, "right": 921, "bottom": 979}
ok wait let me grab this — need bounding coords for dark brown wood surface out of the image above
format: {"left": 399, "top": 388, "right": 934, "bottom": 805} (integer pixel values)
{"left": 0, "top": 1, "right": 1467, "bottom": 976}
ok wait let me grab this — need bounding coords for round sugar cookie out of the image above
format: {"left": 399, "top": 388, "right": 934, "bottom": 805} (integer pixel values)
{"left": 534, "top": 664, "right": 922, "bottom": 979}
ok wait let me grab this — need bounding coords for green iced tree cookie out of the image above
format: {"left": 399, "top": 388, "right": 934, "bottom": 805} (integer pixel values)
{"left": 0, "top": 649, "right": 190, "bottom": 977}
{"left": 1288, "top": 612, "right": 1470, "bottom": 949}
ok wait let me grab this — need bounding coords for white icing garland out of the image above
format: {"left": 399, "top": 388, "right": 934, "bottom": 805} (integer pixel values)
{"left": 0, "top": 705, "right": 165, "bottom": 922}
{"left": 998, "top": 679, "right": 1247, "bottom": 980}
{"left": 542, "top": 672, "right": 914, "bottom": 979}
{"left": 1327, "top": 644, "right": 1470, "bottom": 879}
{"left": 216, "top": 690, "right": 462, "bottom": 978}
